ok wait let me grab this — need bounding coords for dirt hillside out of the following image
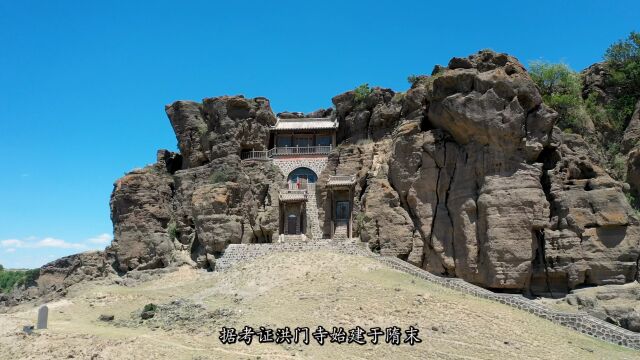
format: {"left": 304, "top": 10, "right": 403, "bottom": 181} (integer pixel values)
{"left": 0, "top": 251, "right": 637, "bottom": 359}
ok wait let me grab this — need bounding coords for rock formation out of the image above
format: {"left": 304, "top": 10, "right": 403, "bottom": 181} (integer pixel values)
{"left": 4, "top": 50, "right": 639, "bottom": 312}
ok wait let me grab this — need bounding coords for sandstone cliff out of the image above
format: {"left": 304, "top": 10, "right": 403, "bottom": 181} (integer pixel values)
{"left": 4, "top": 50, "right": 639, "bottom": 309}
{"left": 101, "top": 50, "right": 640, "bottom": 295}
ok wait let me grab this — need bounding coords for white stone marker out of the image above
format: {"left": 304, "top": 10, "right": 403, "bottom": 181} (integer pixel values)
{"left": 37, "top": 305, "right": 48, "bottom": 329}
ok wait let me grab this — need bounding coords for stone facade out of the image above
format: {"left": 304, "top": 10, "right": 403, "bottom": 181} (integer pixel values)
{"left": 273, "top": 156, "right": 328, "bottom": 179}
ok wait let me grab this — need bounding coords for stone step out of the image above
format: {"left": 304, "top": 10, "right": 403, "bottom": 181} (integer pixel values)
{"left": 215, "top": 240, "right": 367, "bottom": 271}
{"left": 305, "top": 184, "right": 323, "bottom": 240}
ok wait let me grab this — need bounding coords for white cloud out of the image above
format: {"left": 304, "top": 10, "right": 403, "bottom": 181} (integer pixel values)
{"left": 36, "top": 237, "right": 86, "bottom": 249}
{"left": 0, "top": 237, "right": 86, "bottom": 250}
{"left": 5, "top": 248, "right": 16, "bottom": 253}
{"left": 1, "top": 239, "right": 25, "bottom": 248}
{"left": 86, "top": 233, "right": 112, "bottom": 245}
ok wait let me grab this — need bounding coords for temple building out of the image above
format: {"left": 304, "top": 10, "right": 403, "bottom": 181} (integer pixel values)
{"left": 241, "top": 115, "right": 356, "bottom": 242}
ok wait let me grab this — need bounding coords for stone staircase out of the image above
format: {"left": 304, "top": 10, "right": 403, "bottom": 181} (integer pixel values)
{"left": 215, "top": 240, "right": 368, "bottom": 271}
{"left": 333, "top": 221, "right": 348, "bottom": 240}
{"left": 306, "top": 183, "right": 323, "bottom": 240}
{"left": 278, "top": 234, "right": 307, "bottom": 242}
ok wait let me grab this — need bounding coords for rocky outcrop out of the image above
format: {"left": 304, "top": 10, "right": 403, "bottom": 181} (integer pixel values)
{"left": 332, "top": 87, "right": 403, "bottom": 143}
{"left": 108, "top": 95, "right": 282, "bottom": 272}
{"left": 109, "top": 161, "right": 176, "bottom": 272}
{"left": 555, "top": 282, "right": 640, "bottom": 332}
{"left": 332, "top": 50, "right": 639, "bottom": 295}
{"left": 1, "top": 251, "right": 112, "bottom": 307}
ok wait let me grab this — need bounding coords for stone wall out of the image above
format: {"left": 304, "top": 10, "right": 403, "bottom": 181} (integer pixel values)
{"left": 273, "top": 157, "right": 328, "bottom": 179}
{"left": 214, "top": 242, "right": 640, "bottom": 350}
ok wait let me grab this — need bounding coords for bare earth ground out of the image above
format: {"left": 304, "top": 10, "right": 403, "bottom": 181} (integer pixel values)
{"left": 0, "top": 251, "right": 638, "bottom": 360}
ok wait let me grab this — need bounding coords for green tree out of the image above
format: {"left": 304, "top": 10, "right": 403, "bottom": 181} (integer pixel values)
{"left": 605, "top": 31, "right": 640, "bottom": 65}
{"left": 529, "top": 61, "right": 587, "bottom": 133}
{"left": 604, "top": 32, "right": 640, "bottom": 132}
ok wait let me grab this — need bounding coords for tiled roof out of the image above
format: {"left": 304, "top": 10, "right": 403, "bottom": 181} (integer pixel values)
{"left": 272, "top": 117, "right": 338, "bottom": 131}
{"left": 279, "top": 190, "right": 308, "bottom": 202}
{"left": 327, "top": 175, "right": 357, "bottom": 187}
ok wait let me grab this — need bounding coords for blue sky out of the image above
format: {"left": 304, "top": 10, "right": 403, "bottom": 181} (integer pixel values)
{"left": 0, "top": 1, "right": 638, "bottom": 269}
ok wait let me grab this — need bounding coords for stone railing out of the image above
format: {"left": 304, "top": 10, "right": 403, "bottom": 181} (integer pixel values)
{"left": 374, "top": 256, "right": 640, "bottom": 350}
{"left": 241, "top": 146, "right": 332, "bottom": 160}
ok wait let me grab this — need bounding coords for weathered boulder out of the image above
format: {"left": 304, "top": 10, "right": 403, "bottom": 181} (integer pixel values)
{"left": 556, "top": 282, "right": 640, "bottom": 332}
{"left": 166, "top": 96, "right": 276, "bottom": 168}
{"left": 332, "top": 87, "right": 402, "bottom": 143}
{"left": 108, "top": 163, "right": 175, "bottom": 272}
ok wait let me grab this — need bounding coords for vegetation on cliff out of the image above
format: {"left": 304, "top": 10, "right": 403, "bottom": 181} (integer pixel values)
{"left": 0, "top": 265, "right": 38, "bottom": 293}
{"left": 530, "top": 32, "right": 640, "bottom": 185}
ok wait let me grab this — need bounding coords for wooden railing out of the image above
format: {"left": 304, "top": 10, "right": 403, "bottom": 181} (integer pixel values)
{"left": 272, "top": 145, "right": 332, "bottom": 156}
{"left": 241, "top": 145, "right": 332, "bottom": 160}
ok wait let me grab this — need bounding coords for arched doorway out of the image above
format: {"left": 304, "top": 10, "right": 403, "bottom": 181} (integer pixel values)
{"left": 287, "top": 167, "right": 318, "bottom": 187}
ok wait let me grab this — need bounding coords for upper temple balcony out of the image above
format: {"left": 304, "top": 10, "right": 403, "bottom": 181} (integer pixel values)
{"left": 241, "top": 116, "right": 338, "bottom": 160}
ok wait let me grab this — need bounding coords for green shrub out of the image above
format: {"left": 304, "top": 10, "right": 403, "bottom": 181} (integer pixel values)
{"left": 625, "top": 193, "right": 640, "bottom": 216}
{"left": 407, "top": 75, "right": 420, "bottom": 86}
{"left": 610, "top": 154, "right": 627, "bottom": 181}
{"left": 355, "top": 212, "right": 368, "bottom": 231}
{"left": 0, "top": 268, "right": 39, "bottom": 293}
{"left": 529, "top": 61, "right": 588, "bottom": 133}
{"left": 143, "top": 303, "right": 158, "bottom": 312}
{"left": 585, "top": 91, "right": 611, "bottom": 130}
{"left": 210, "top": 168, "right": 233, "bottom": 183}
{"left": 167, "top": 220, "right": 178, "bottom": 240}
{"left": 354, "top": 83, "right": 373, "bottom": 103}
